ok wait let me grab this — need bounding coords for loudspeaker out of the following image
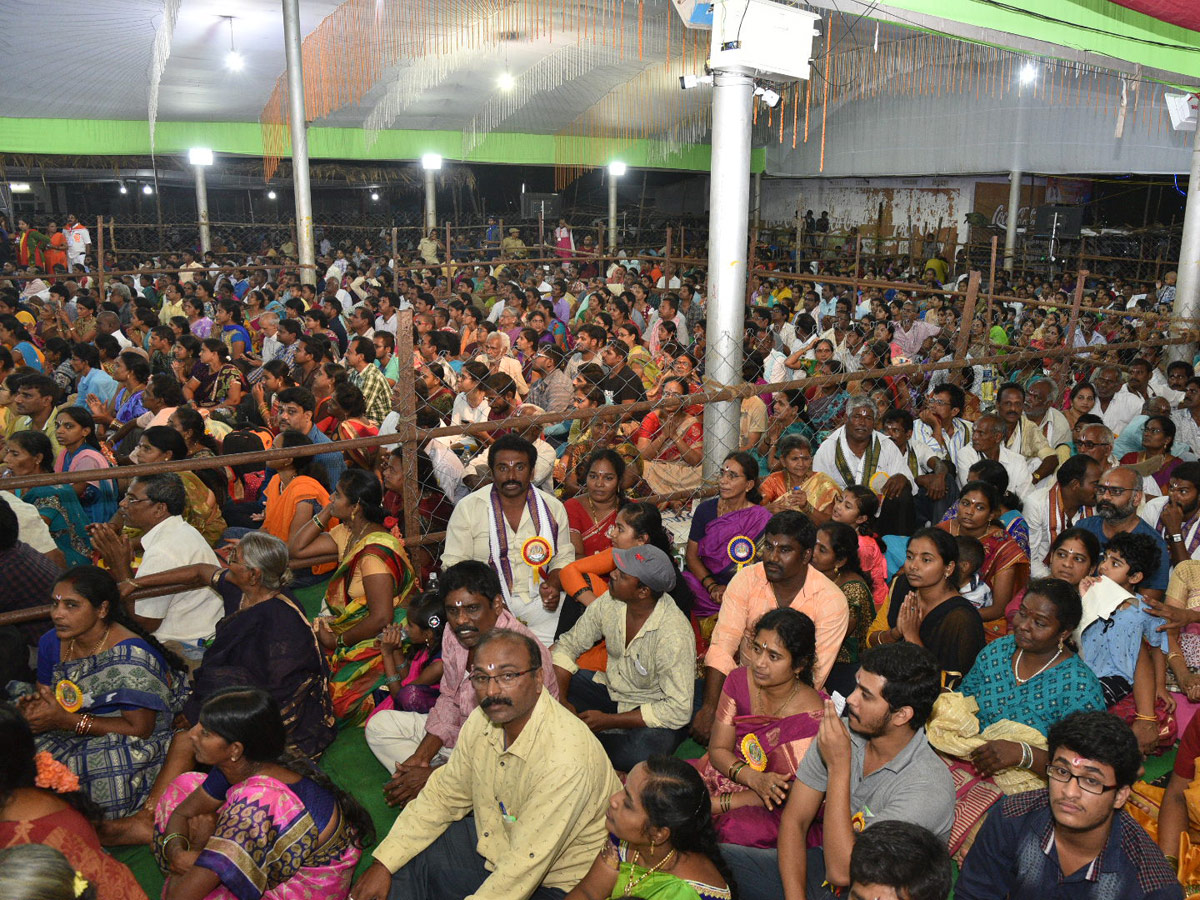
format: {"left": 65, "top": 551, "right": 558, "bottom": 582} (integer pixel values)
{"left": 1165, "top": 92, "right": 1198, "bottom": 132}
{"left": 520, "top": 193, "right": 561, "bottom": 219}
{"left": 1032, "top": 205, "right": 1083, "bottom": 238}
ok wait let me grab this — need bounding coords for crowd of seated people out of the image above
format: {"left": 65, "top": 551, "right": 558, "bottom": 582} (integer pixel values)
{"left": 0, "top": 222, "right": 1197, "bottom": 899}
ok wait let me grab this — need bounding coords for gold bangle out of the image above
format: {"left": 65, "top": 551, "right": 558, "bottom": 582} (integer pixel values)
{"left": 1168, "top": 651, "right": 1185, "bottom": 665}
{"left": 1133, "top": 713, "right": 1158, "bottom": 723}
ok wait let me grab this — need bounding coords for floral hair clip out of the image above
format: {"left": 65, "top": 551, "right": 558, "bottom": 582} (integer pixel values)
{"left": 34, "top": 751, "right": 80, "bottom": 794}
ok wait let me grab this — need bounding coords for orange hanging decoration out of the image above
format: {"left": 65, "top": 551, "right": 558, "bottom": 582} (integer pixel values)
{"left": 793, "top": 82, "right": 799, "bottom": 147}
{"left": 638, "top": 0, "right": 644, "bottom": 59}
{"left": 820, "top": 37, "right": 831, "bottom": 171}
{"left": 804, "top": 76, "right": 811, "bottom": 142}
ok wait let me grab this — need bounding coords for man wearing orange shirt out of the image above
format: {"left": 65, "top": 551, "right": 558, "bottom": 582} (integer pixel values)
{"left": 691, "top": 510, "right": 849, "bottom": 743}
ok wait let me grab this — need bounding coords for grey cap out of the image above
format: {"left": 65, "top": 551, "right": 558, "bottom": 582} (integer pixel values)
{"left": 612, "top": 545, "right": 677, "bottom": 594}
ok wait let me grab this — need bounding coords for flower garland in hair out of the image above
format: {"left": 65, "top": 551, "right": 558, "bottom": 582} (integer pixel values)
{"left": 73, "top": 871, "right": 89, "bottom": 898}
{"left": 34, "top": 751, "right": 80, "bottom": 793}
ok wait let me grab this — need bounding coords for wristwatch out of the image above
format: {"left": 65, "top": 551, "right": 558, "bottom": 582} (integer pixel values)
{"left": 1171, "top": 533, "right": 1185, "bottom": 544}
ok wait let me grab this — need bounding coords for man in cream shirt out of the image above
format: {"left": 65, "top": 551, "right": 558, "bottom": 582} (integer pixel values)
{"left": 442, "top": 434, "right": 574, "bottom": 645}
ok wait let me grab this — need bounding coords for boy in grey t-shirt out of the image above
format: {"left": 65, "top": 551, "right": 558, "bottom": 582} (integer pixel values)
{"left": 722, "top": 642, "right": 955, "bottom": 900}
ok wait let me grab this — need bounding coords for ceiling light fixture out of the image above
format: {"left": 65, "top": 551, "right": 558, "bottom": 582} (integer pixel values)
{"left": 421, "top": 153, "right": 443, "bottom": 170}
{"left": 9, "top": 183, "right": 31, "bottom": 193}
{"left": 497, "top": 71, "right": 515, "bottom": 91}
{"left": 267, "top": 190, "right": 277, "bottom": 200}
{"left": 1019, "top": 62, "right": 1038, "bottom": 85}
{"left": 608, "top": 161, "right": 627, "bottom": 177}
{"left": 224, "top": 16, "right": 244, "bottom": 71}
{"left": 142, "top": 184, "right": 154, "bottom": 195}
{"left": 371, "top": 192, "right": 380, "bottom": 201}
{"left": 118, "top": 182, "right": 128, "bottom": 194}
{"left": 188, "top": 147, "right": 214, "bottom": 166}
{"left": 679, "top": 73, "right": 713, "bottom": 90}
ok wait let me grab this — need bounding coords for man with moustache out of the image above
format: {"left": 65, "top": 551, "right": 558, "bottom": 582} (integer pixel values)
{"left": 1140, "top": 461, "right": 1200, "bottom": 564}
{"left": 1075, "top": 466, "right": 1170, "bottom": 602}
{"left": 956, "top": 712, "right": 1180, "bottom": 900}
{"left": 366, "top": 560, "right": 560, "bottom": 807}
{"left": 723, "top": 642, "right": 954, "bottom": 900}
{"left": 443, "top": 433, "right": 574, "bottom": 646}
{"left": 1025, "top": 455, "right": 1101, "bottom": 578}
{"left": 352, "top": 628, "right": 618, "bottom": 900}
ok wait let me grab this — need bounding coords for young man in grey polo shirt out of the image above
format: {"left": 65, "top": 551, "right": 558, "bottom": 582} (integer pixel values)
{"left": 723, "top": 642, "right": 955, "bottom": 900}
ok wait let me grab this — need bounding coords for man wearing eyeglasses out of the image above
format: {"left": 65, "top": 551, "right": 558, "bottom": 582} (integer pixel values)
{"left": 367, "top": 560, "right": 559, "bottom": 809}
{"left": 353, "top": 627, "right": 619, "bottom": 900}
{"left": 956, "top": 711, "right": 1181, "bottom": 900}
{"left": 1074, "top": 466, "right": 1169, "bottom": 603}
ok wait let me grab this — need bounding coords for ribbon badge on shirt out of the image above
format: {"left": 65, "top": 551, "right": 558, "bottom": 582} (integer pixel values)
{"left": 54, "top": 679, "right": 85, "bottom": 713}
{"left": 727, "top": 536, "right": 757, "bottom": 572}
{"left": 740, "top": 733, "right": 768, "bottom": 771}
{"left": 521, "top": 536, "right": 553, "bottom": 586}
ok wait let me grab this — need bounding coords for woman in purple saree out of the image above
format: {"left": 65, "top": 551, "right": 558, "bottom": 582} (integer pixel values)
{"left": 684, "top": 452, "right": 773, "bottom": 621}
{"left": 690, "top": 608, "right": 825, "bottom": 848}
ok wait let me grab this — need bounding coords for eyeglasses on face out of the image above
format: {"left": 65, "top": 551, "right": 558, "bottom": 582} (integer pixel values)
{"left": 1046, "top": 764, "right": 1117, "bottom": 795}
{"left": 1094, "top": 484, "right": 1132, "bottom": 497}
{"left": 467, "top": 668, "right": 538, "bottom": 688}
{"left": 1076, "top": 440, "right": 1111, "bottom": 451}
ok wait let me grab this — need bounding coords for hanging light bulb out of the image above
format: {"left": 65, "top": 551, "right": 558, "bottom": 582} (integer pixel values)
{"left": 118, "top": 182, "right": 128, "bottom": 194}
{"left": 142, "top": 184, "right": 154, "bottom": 195}
{"left": 267, "top": 190, "right": 277, "bottom": 200}
{"left": 371, "top": 192, "right": 380, "bottom": 201}
{"left": 1019, "top": 62, "right": 1038, "bottom": 85}
{"left": 224, "top": 16, "right": 243, "bottom": 71}
{"left": 497, "top": 71, "right": 515, "bottom": 91}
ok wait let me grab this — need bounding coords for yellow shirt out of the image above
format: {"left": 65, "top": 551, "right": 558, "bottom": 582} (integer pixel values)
{"left": 373, "top": 691, "right": 620, "bottom": 899}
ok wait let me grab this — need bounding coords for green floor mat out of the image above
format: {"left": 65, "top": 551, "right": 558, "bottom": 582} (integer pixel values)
{"left": 293, "top": 577, "right": 333, "bottom": 620}
{"left": 1143, "top": 745, "right": 1178, "bottom": 784}
{"left": 675, "top": 738, "right": 705, "bottom": 761}
{"left": 111, "top": 844, "right": 162, "bottom": 898}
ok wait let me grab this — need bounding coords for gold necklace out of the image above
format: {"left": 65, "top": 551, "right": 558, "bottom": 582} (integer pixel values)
{"left": 624, "top": 848, "right": 677, "bottom": 896}
{"left": 757, "top": 679, "right": 801, "bottom": 718}
{"left": 69, "top": 625, "right": 110, "bottom": 661}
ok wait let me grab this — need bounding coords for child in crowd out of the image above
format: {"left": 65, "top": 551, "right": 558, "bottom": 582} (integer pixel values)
{"left": 371, "top": 591, "right": 446, "bottom": 715}
{"left": 1078, "top": 532, "right": 1173, "bottom": 754}
{"left": 955, "top": 534, "right": 994, "bottom": 612}
{"left": 830, "top": 484, "right": 889, "bottom": 607}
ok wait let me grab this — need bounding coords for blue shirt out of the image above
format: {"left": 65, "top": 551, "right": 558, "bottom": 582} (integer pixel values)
{"left": 75, "top": 367, "right": 118, "bottom": 407}
{"left": 1080, "top": 596, "right": 1169, "bottom": 683}
{"left": 1075, "top": 516, "right": 1170, "bottom": 593}
{"left": 956, "top": 789, "right": 1181, "bottom": 900}
{"left": 308, "top": 426, "right": 346, "bottom": 490}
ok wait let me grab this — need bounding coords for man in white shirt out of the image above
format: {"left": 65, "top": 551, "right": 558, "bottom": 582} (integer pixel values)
{"left": 1024, "top": 455, "right": 1101, "bottom": 577}
{"left": 441, "top": 435, "right": 574, "bottom": 645}
{"left": 813, "top": 397, "right": 916, "bottom": 533}
{"left": 1174, "top": 377, "right": 1200, "bottom": 458}
{"left": 1072, "top": 312, "right": 1107, "bottom": 347}
{"left": 1025, "top": 378, "right": 1072, "bottom": 460}
{"left": 92, "top": 474, "right": 223, "bottom": 655}
{"left": 0, "top": 493, "right": 59, "bottom": 560}
{"left": 63, "top": 214, "right": 91, "bottom": 268}
{"left": 912, "top": 384, "right": 973, "bottom": 467}
{"left": 954, "top": 414, "right": 1035, "bottom": 500}
{"left": 1092, "top": 365, "right": 1143, "bottom": 438}
{"left": 374, "top": 293, "right": 401, "bottom": 337}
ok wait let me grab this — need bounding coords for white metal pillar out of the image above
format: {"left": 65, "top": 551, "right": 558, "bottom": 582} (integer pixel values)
{"left": 282, "top": 0, "right": 316, "bottom": 284}
{"left": 608, "top": 176, "right": 618, "bottom": 253}
{"left": 193, "top": 165, "right": 211, "bottom": 255}
{"left": 753, "top": 171, "right": 762, "bottom": 230}
{"left": 703, "top": 67, "right": 755, "bottom": 480}
{"left": 1003, "top": 169, "right": 1021, "bottom": 272}
{"left": 424, "top": 169, "right": 437, "bottom": 232}
{"left": 1173, "top": 124, "right": 1200, "bottom": 360}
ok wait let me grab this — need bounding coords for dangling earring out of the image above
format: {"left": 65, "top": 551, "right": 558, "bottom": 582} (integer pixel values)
{"left": 649, "top": 839, "right": 655, "bottom": 857}
{"left": 1058, "top": 635, "right": 1065, "bottom": 653}
{"left": 833, "top": 565, "right": 841, "bottom": 578}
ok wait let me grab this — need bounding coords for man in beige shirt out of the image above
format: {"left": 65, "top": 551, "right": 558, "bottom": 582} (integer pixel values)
{"left": 692, "top": 510, "right": 849, "bottom": 743}
{"left": 351, "top": 629, "right": 620, "bottom": 900}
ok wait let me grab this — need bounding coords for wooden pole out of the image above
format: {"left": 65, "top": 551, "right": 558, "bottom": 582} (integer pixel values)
{"left": 391, "top": 226, "right": 399, "bottom": 291}
{"left": 954, "top": 270, "right": 981, "bottom": 361}
{"left": 96, "top": 216, "right": 105, "bottom": 300}
{"left": 1062, "top": 269, "right": 1090, "bottom": 354}
{"left": 987, "top": 235, "right": 998, "bottom": 324}
{"left": 394, "top": 308, "right": 421, "bottom": 548}
{"left": 445, "top": 219, "right": 453, "bottom": 282}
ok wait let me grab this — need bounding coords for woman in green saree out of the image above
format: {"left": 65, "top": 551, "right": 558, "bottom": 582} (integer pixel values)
{"left": 5, "top": 430, "right": 92, "bottom": 565}
{"left": 289, "top": 469, "right": 417, "bottom": 726}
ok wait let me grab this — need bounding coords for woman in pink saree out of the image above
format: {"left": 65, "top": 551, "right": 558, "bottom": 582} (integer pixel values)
{"left": 691, "top": 608, "right": 825, "bottom": 848}
{"left": 153, "top": 689, "right": 372, "bottom": 900}
{"left": 684, "top": 452, "right": 774, "bottom": 621}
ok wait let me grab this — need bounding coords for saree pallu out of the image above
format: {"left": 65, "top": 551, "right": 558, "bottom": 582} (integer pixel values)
{"left": 36, "top": 640, "right": 185, "bottom": 819}
{"left": 15, "top": 484, "right": 92, "bottom": 565}
{"left": 182, "top": 471, "right": 227, "bottom": 546}
{"left": 806, "top": 390, "right": 848, "bottom": 442}
{"left": 262, "top": 475, "right": 334, "bottom": 576}
{"left": 690, "top": 668, "right": 824, "bottom": 848}
{"left": 325, "top": 532, "right": 417, "bottom": 726}
{"left": 335, "top": 418, "right": 379, "bottom": 470}
{"left": 56, "top": 447, "right": 119, "bottom": 524}
{"left": 155, "top": 772, "right": 360, "bottom": 900}
{"left": 979, "top": 531, "right": 1030, "bottom": 641}
{"left": 683, "top": 505, "right": 774, "bottom": 619}
{"left": 926, "top": 691, "right": 1048, "bottom": 863}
